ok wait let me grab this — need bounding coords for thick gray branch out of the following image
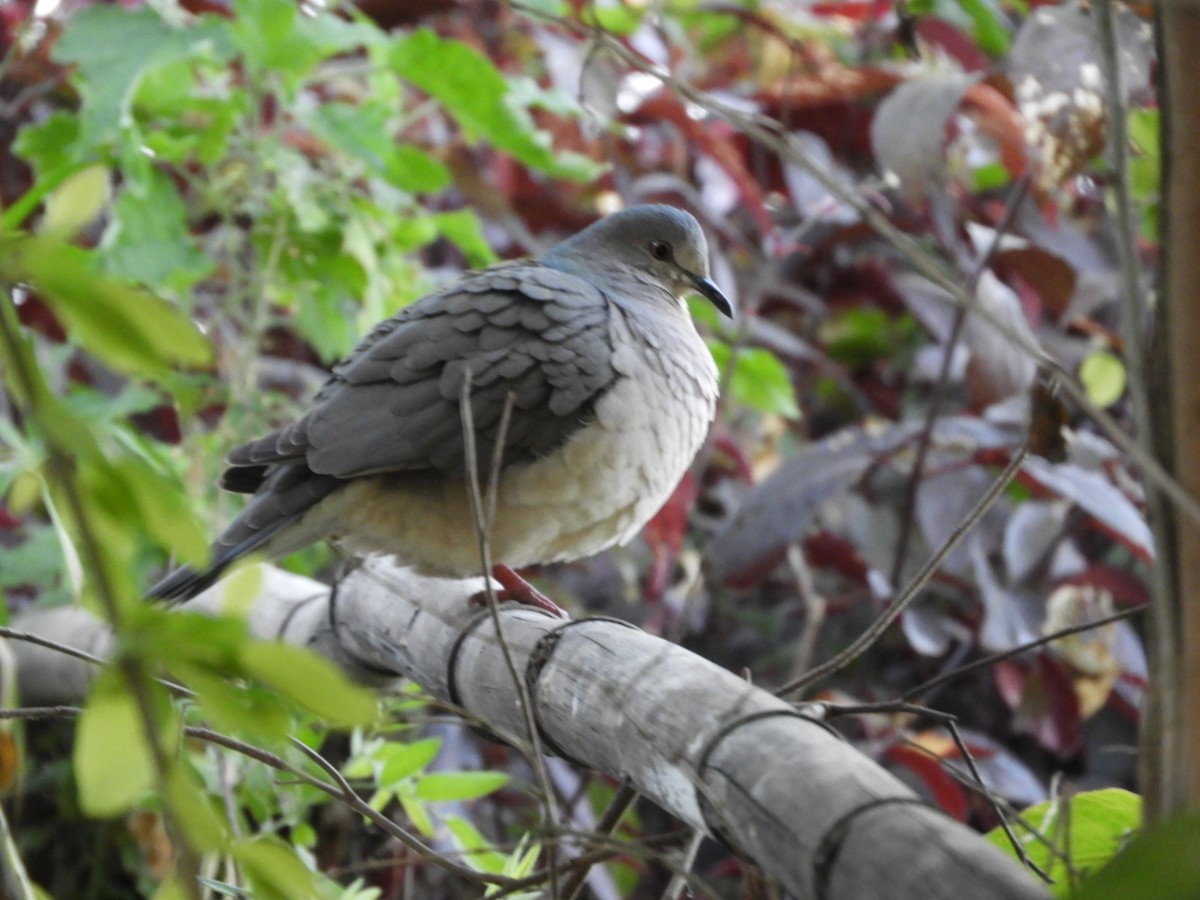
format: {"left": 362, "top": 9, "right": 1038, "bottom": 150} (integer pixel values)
{"left": 6, "top": 561, "right": 1046, "bottom": 899}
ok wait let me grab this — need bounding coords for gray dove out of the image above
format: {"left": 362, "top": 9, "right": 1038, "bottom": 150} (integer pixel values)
{"left": 149, "top": 205, "right": 732, "bottom": 612}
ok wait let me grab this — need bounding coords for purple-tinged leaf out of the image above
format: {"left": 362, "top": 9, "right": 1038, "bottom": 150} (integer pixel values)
{"left": 1021, "top": 457, "right": 1154, "bottom": 560}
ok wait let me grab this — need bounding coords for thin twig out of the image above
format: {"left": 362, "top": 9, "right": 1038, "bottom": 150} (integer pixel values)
{"left": 940, "top": 715, "right": 1052, "bottom": 883}
{"left": 459, "top": 375, "right": 563, "bottom": 895}
{"left": 889, "top": 177, "right": 1032, "bottom": 589}
{"left": 824, "top": 700, "right": 1049, "bottom": 882}
{"left": 661, "top": 829, "right": 707, "bottom": 900}
{"left": 0, "top": 626, "right": 106, "bottom": 667}
{"left": 562, "top": 782, "right": 639, "bottom": 900}
{"left": 902, "top": 603, "right": 1148, "bottom": 701}
{"left": 777, "top": 443, "right": 1029, "bottom": 697}
{"left": 786, "top": 543, "right": 826, "bottom": 682}
{"left": 0, "top": 705, "right": 82, "bottom": 720}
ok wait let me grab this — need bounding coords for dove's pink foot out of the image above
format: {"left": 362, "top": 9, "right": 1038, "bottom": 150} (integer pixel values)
{"left": 469, "top": 565, "right": 569, "bottom": 618}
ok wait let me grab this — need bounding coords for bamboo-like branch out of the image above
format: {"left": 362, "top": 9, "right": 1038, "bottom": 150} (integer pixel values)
{"left": 6, "top": 562, "right": 1047, "bottom": 899}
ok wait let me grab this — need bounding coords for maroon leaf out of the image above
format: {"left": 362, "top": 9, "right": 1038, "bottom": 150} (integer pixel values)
{"left": 994, "top": 654, "right": 1084, "bottom": 757}
{"left": 885, "top": 743, "right": 970, "bottom": 821}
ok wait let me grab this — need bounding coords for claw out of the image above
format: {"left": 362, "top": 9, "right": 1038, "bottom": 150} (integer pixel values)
{"left": 468, "top": 565, "right": 569, "bottom": 618}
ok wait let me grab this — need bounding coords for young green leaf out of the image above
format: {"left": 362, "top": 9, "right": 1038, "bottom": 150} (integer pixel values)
{"left": 444, "top": 815, "right": 509, "bottom": 875}
{"left": 377, "top": 737, "right": 442, "bottom": 785}
{"left": 987, "top": 788, "right": 1141, "bottom": 896}
{"left": 74, "top": 670, "right": 174, "bottom": 816}
{"left": 413, "top": 771, "right": 509, "bottom": 802}
{"left": 708, "top": 343, "right": 800, "bottom": 419}
{"left": 54, "top": 6, "right": 223, "bottom": 150}
{"left": 1, "top": 236, "right": 212, "bottom": 382}
{"left": 41, "top": 164, "right": 110, "bottom": 239}
{"left": 237, "top": 641, "right": 378, "bottom": 728}
{"left": 232, "top": 836, "right": 319, "bottom": 900}
{"left": 1079, "top": 350, "right": 1127, "bottom": 408}
{"left": 1074, "top": 811, "right": 1200, "bottom": 900}
{"left": 389, "top": 29, "right": 604, "bottom": 182}
{"left": 101, "top": 168, "right": 214, "bottom": 294}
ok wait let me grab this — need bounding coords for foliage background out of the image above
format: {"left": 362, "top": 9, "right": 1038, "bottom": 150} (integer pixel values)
{"left": 0, "top": 0, "right": 1160, "bottom": 897}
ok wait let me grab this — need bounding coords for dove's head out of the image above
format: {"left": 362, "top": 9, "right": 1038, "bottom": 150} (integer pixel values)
{"left": 542, "top": 205, "right": 734, "bottom": 319}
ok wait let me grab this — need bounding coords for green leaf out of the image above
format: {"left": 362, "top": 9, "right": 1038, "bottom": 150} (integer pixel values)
{"left": 1, "top": 236, "right": 213, "bottom": 382}
{"left": 116, "top": 457, "right": 209, "bottom": 564}
{"left": 230, "top": 0, "right": 381, "bottom": 88}
{"left": 232, "top": 836, "right": 319, "bottom": 900}
{"left": 1074, "top": 811, "right": 1200, "bottom": 900}
{"left": 413, "top": 771, "right": 509, "bottom": 802}
{"left": 972, "top": 160, "right": 1011, "bottom": 192}
{"left": 433, "top": 210, "right": 499, "bottom": 267}
{"left": 586, "top": 4, "right": 646, "bottom": 36}
{"left": 708, "top": 343, "right": 800, "bottom": 419}
{"left": 444, "top": 816, "right": 508, "bottom": 875}
{"left": 101, "top": 167, "right": 215, "bottom": 294}
{"left": 398, "top": 790, "right": 435, "bottom": 837}
{"left": 1079, "top": 350, "right": 1127, "bottom": 408}
{"left": 820, "top": 306, "right": 900, "bottom": 368}
{"left": 74, "top": 670, "right": 174, "bottom": 816}
{"left": 165, "top": 765, "right": 228, "bottom": 851}
{"left": 237, "top": 641, "right": 378, "bottom": 728}
{"left": 178, "top": 663, "right": 292, "bottom": 742}
{"left": 959, "top": 0, "right": 1011, "bottom": 56}
{"left": 987, "top": 788, "right": 1141, "bottom": 897}
{"left": 41, "top": 163, "right": 110, "bottom": 238}
{"left": 13, "top": 112, "right": 82, "bottom": 180}
{"left": 54, "top": 6, "right": 218, "bottom": 149}
{"left": 377, "top": 738, "right": 442, "bottom": 785}
{"left": 134, "top": 607, "right": 250, "bottom": 669}
{"left": 306, "top": 102, "right": 450, "bottom": 192}
{"left": 389, "top": 29, "right": 604, "bottom": 182}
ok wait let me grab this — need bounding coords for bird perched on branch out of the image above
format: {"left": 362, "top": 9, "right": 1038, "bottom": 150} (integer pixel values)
{"left": 149, "top": 205, "right": 732, "bottom": 614}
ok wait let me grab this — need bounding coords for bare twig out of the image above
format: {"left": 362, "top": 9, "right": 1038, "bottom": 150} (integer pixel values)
{"left": 561, "top": 782, "right": 639, "bottom": 900}
{"left": 786, "top": 543, "right": 827, "bottom": 681}
{"left": 777, "top": 443, "right": 1029, "bottom": 697}
{"left": 889, "top": 176, "right": 1033, "bottom": 589}
{"left": 0, "top": 705, "right": 81, "bottom": 720}
{"left": 903, "top": 603, "right": 1149, "bottom": 701}
{"left": 661, "top": 829, "right": 707, "bottom": 900}
{"left": 824, "top": 700, "right": 1049, "bottom": 882}
{"left": 0, "top": 627, "right": 105, "bottom": 668}
{"left": 459, "top": 375, "right": 562, "bottom": 895}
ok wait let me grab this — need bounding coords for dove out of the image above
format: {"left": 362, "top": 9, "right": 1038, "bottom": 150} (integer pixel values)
{"left": 149, "top": 205, "right": 732, "bottom": 614}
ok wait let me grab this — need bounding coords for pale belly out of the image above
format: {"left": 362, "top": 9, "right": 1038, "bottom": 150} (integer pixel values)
{"left": 316, "top": 368, "right": 715, "bottom": 577}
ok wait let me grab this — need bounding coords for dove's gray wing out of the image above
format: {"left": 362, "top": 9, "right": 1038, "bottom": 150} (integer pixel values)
{"left": 225, "top": 261, "right": 617, "bottom": 483}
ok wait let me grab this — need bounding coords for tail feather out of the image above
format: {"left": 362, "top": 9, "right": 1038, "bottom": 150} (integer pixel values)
{"left": 147, "top": 464, "right": 343, "bottom": 604}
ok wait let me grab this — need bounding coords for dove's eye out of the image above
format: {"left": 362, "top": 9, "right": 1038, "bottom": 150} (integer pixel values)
{"left": 648, "top": 241, "right": 674, "bottom": 262}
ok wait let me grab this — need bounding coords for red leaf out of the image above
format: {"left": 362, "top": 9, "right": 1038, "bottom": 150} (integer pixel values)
{"left": 915, "top": 18, "right": 991, "bottom": 73}
{"left": 625, "top": 93, "right": 774, "bottom": 237}
{"left": 804, "top": 531, "right": 868, "bottom": 584}
{"left": 885, "top": 744, "right": 970, "bottom": 821}
{"left": 993, "top": 654, "right": 1084, "bottom": 757}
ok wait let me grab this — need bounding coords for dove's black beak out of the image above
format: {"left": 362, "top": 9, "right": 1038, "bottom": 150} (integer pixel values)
{"left": 691, "top": 274, "right": 734, "bottom": 319}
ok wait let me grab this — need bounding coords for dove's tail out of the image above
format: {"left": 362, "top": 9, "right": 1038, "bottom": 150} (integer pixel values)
{"left": 147, "top": 460, "right": 342, "bottom": 604}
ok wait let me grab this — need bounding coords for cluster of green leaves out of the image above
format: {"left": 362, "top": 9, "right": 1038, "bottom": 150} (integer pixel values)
{"left": 0, "top": 0, "right": 621, "bottom": 893}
